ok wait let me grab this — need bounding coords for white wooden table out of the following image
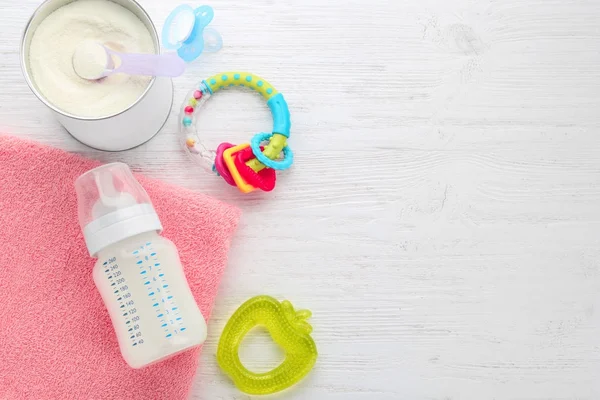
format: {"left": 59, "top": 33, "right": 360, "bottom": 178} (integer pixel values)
{"left": 3, "top": 0, "right": 600, "bottom": 398}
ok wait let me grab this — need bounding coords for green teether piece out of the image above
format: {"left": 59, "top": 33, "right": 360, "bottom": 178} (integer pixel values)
{"left": 217, "top": 295, "right": 318, "bottom": 395}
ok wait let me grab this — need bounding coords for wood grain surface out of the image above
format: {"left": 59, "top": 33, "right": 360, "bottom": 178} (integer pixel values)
{"left": 1, "top": 0, "right": 600, "bottom": 398}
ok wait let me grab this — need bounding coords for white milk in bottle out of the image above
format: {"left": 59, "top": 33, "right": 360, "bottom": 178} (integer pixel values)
{"left": 75, "top": 163, "right": 207, "bottom": 368}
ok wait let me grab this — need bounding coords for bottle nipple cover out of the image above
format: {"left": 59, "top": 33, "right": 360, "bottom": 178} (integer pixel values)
{"left": 92, "top": 167, "right": 136, "bottom": 216}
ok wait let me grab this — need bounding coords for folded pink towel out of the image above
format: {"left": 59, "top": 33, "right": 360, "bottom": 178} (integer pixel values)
{"left": 0, "top": 135, "right": 240, "bottom": 400}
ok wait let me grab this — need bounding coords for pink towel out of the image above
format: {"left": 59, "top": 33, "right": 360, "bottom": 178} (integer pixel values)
{"left": 0, "top": 135, "right": 240, "bottom": 400}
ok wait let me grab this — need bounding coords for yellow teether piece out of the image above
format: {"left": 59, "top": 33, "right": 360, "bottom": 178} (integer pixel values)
{"left": 217, "top": 296, "right": 318, "bottom": 395}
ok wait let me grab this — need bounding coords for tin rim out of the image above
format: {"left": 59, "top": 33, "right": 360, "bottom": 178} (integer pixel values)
{"left": 20, "top": 0, "right": 161, "bottom": 121}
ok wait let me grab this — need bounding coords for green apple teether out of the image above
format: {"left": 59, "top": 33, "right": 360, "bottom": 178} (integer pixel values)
{"left": 217, "top": 295, "right": 318, "bottom": 395}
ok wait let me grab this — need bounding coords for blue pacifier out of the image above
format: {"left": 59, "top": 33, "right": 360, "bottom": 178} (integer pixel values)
{"left": 162, "top": 5, "right": 223, "bottom": 63}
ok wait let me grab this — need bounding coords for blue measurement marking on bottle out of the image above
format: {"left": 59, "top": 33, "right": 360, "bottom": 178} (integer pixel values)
{"left": 136, "top": 242, "right": 185, "bottom": 339}
{"left": 104, "top": 257, "right": 142, "bottom": 347}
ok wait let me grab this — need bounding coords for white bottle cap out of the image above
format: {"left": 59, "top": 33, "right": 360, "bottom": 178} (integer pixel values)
{"left": 75, "top": 163, "right": 163, "bottom": 257}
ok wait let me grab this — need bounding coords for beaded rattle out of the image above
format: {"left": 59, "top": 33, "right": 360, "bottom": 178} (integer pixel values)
{"left": 181, "top": 72, "right": 293, "bottom": 193}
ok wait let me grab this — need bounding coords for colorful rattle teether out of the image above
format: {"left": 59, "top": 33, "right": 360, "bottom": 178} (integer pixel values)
{"left": 217, "top": 296, "right": 317, "bottom": 395}
{"left": 180, "top": 72, "right": 294, "bottom": 193}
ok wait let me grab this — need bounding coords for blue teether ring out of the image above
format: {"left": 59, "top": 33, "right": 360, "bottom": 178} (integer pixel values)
{"left": 251, "top": 133, "right": 294, "bottom": 171}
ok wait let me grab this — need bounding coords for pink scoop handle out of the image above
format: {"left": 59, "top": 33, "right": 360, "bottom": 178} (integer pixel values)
{"left": 106, "top": 49, "right": 186, "bottom": 77}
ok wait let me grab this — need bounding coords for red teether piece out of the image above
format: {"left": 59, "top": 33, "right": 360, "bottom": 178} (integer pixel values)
{"left": 215, "top": 142, "right": 236, "bottom": 186}
{"left": 234, "top": 146, "right": 276, "bottom": 192}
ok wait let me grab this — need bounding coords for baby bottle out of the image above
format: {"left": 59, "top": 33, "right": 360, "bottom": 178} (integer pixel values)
{"left": 75, "top": 162, "right": 207, "bottom": 368}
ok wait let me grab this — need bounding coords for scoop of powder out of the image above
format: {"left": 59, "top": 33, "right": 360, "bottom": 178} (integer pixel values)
{"left": 72, "top": 40, "right": 108, "bottom": 80}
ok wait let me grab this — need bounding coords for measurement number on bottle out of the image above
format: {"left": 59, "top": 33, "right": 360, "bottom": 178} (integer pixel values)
{"left": 103, "top": 257, "right": 145, "bottom": 346}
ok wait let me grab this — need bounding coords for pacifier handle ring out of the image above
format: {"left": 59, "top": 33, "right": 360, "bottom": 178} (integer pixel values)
{"left": 194, "top": 5, "right": 214, "bottom": 25}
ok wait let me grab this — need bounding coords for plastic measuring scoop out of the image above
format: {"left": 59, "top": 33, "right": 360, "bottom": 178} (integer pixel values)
{"left": 72, "top": 40, "right": 187, "bottom": 80}
{"left": 162, "top": 5, "right": 222, "bottom": 63}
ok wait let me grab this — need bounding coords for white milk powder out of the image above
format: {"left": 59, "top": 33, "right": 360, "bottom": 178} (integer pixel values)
{"left": 28, "top": 0, "right": 155, "bottom": 118}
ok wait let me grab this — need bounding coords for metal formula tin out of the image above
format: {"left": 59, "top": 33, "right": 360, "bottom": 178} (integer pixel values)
{"left": 20, "top": 0, "right": 173, "bottom": 151}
